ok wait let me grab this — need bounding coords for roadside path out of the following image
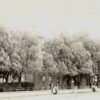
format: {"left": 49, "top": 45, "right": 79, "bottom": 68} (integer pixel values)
{"left": 0, "top": 88, "right": 100, "bottom": 99}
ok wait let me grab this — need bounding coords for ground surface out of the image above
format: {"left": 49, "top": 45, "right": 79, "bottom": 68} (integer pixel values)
{"left": 0, "top": 91, "right": 100, "bottom": 100}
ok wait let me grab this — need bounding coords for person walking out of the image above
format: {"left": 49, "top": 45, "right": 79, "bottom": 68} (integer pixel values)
{"left": 92, "top": 83, "right": 97, "bottom": 92}
{"left": 52, "top": 84, "right": 58, "bottom": 95}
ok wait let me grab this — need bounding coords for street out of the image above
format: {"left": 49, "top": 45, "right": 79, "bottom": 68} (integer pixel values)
{"left": 1, "top": 92, "right": 100, "bottom": 100}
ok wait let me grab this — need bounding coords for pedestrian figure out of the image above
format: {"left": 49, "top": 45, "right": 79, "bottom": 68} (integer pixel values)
{"left": 92, "top": 84, "right": 97, "bottom": 92}
{"left": 49, "top": 81, "right": 52, "bottom": 89}
{"left": 52, "top": 84, "right": 58, "bottom": 95}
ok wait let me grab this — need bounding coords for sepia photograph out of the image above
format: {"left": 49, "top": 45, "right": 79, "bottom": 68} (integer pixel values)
{"left": 0, "top": 0, "right": 100, "bottom": 100}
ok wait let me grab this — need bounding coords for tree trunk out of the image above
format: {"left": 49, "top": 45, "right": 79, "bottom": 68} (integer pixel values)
{"left": 51, "top": 75, "right": 57, "bottom": 86}
{"left": 5, "top": 76, "right": 9, "bottom": 84}
{"left": 59, "top": 76, "right": 63, "bottom": 89}
{"left": 18, "top": 74, "right": 22, "bottom": 91}
{"left": 4, "top": 74, "right": 9, "bottom": 91}
{"left": 70, "top": 78, "right": 75, "bottom": 89}
{"left": 80, "top": 74, "right": 87, "bottom": 88}
{"left": 34, "top": 73, "right": 39, "bottom": 90}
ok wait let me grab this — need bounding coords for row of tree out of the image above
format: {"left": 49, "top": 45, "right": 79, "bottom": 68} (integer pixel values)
{"left": 0, "top": 28, "right": 100, "bottom": 89}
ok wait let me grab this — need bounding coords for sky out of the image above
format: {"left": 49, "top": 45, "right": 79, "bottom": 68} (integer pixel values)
{"left": 0, "top": 0, "right": 100, "bottom": 39}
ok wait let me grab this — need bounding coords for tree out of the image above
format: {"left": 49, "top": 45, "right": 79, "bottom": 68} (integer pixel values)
{"left": 57, "top": 60, "right": 69, "bottom": 75}
{"left": 0, "top": 48, "right": 11, "bottom": 84}
{"left": 9, "top": 32, "right": 41, "bottom": 89}
{"left": 0, "top": 28, "right": 12, "bottom": 90}
{"left": 43, "top": 53, "right": 58, "bottom": 75}
{"left": 43, "top": 37, "right": 74, "bottom": 75}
